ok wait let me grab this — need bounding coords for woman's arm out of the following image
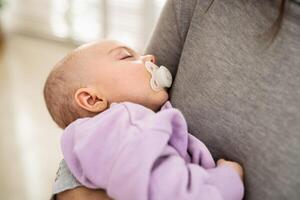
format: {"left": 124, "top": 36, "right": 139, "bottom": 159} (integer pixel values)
{"left": 51, "top": 160, "right": 112, "bottom": 200}
{"left": 57, "top": 187, "right": 112, "bottom": 200}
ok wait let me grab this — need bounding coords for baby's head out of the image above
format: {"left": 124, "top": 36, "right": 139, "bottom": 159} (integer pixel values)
{"left": 43, "top": 39, "right": 169, "bottom": 129}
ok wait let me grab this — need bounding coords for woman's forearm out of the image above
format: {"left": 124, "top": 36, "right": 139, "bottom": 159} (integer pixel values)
{"left": 56, "top": 187, "right": 112, "bottom": 200}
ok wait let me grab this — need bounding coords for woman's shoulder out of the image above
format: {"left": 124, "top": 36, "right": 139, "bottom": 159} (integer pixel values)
{"left": 171, "top": 0, "right": 216, "bottom": 39}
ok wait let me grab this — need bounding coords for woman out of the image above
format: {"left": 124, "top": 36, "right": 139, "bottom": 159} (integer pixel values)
{"left": 52, "top": 0, "right": 300, "bottom": 199}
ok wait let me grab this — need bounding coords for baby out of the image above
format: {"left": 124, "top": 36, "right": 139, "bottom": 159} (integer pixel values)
{"left": 44, "top": 39, "right": 244, "bottom": 200}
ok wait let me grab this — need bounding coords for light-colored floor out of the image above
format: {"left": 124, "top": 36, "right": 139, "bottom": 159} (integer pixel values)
{"left": 0, "top": 34, "right": 75, "bottom": 200}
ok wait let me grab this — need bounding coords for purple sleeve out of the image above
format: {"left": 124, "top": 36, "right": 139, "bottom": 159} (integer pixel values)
{"left": 61, "top": 103, "right": 244, "bottom": 200}
{"left": 61, "top": 103, "right": 140, "bottom": 189}
{"left": 149, "top": 150, "right": 244, "bottom": 200}
{"left": 207, "top": 166, "right": 244, "bottom": 200}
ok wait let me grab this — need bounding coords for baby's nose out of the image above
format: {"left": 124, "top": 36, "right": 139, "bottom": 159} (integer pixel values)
{"left": 150, "top": 55, "right": 156, "bottom": 63}
{"left": 143, "top": 55, "right": 156, "bottom": 64}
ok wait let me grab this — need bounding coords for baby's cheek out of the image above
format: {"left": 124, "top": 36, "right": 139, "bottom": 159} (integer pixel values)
{"left": 137, "top": 70, "right": 151, "bottom": 85}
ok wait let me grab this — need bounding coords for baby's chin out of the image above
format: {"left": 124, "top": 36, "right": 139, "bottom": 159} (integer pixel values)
{"left": 160, "top": 89, "right": 169, "bottom": 102}
{"left": 150, "top": 89, "right": 169, "bottom": 111}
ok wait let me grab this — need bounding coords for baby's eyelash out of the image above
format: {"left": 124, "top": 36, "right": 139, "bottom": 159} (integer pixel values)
{"left": 122, "top": 55, "right": 132, "bottom": 59}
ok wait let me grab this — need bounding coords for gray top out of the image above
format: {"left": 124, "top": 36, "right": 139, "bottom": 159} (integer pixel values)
{"left": 52, "top": 0, "right": 300, "bottom": 199}
{"left": 51, "top": 160, "right": 81, "bottom": 200}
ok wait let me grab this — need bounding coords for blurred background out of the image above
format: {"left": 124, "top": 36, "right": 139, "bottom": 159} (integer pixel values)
{"left": 0, "top": 0, "right": 166, "bottom": 199}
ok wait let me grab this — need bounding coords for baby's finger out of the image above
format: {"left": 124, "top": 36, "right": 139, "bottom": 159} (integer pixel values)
{"left": 217, "top": 159, "right": 226, "bottom": 165}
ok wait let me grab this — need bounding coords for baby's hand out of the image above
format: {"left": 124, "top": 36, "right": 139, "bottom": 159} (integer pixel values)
{"left": 217, "top": 159, "right": 244, "bottom": 180}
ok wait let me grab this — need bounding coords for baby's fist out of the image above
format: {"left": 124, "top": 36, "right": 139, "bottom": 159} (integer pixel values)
{"left": 217, "top": 159, "right": 243, "bottom": 180}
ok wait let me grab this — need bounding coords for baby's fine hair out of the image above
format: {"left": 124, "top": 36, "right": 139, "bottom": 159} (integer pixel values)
{"left": 43, "top": 52, "right": 94, "bottom": 129}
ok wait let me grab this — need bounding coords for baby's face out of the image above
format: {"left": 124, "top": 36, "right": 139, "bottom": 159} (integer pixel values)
{"left": 79, "top": 40, "right": 169, "bottom": 111}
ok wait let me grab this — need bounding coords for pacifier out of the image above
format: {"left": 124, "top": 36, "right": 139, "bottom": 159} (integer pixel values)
{"left": 145, "top": 61, "right": 173, "bottom": 92}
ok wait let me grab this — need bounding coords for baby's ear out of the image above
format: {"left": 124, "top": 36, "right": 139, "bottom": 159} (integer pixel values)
{"left": 74, "top": 88, "right": 108, "bottom": 113}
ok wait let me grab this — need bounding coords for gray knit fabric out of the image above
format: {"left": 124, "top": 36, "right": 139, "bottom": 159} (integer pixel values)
{"left": 145, "top": 0, "right": 300, "bottom": 199}
{"left": 52, "top": 0, "right": 300, "bottom": 199}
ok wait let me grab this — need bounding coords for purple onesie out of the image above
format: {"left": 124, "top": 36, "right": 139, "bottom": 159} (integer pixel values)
{"left": 61, "top": 101, "right": 244, "bottom": 200}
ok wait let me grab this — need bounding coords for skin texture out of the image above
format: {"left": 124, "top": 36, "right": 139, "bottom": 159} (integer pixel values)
{"left": 217, "top": 159, "right": 244, "bottom": 180}
{"left": 56, "top": 187, "right": 112, "bottom": 200}
{"left": 73, "top": 40, "right": 169, "bottom": 115}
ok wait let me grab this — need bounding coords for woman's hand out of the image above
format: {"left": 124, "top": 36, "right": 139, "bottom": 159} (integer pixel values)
{"left": 217, "top": 159, "right": 244, "bottom": 180}
{"left": 56, "top": 187, "right": 113, "bottom": 200}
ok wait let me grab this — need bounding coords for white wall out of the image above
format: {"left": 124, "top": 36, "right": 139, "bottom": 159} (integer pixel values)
{"left": 3, "top": 0, "right": 166, "bottom": 51}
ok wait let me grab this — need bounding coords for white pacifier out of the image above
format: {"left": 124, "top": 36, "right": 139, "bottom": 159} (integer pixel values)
{"left": 145, "top": 61, "right": 173, "bottom": 92}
